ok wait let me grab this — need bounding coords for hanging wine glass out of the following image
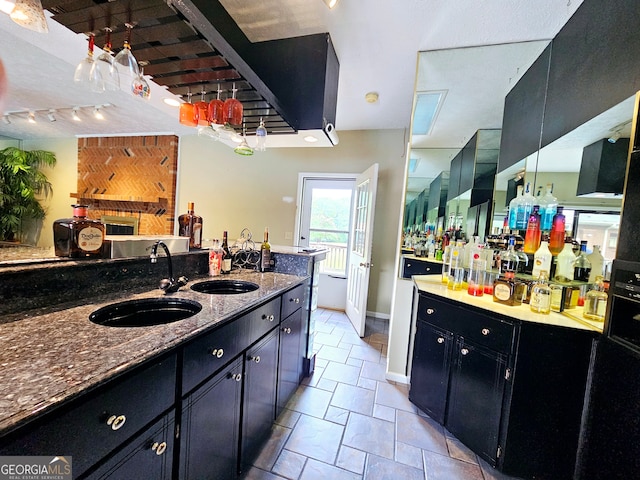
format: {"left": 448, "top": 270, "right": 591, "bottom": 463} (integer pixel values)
{"left": 131, "top": 61, "right": 150, "bottom": 100}
{"left": 208, "top": 84, "right": 225, "bottom": 125}
{"left": 179, "top": 90, "right": 199, "bottom": 127}
{"left": 255, "top": 118, "right": 267, "bottom": 151}
{"left": 74, "top": 33, "right": 105, "bottom": 93}
{"left": 91, "top": 28, "right": 120, "bottom": 92}
{"left": 234, "top": 122, "right": 254, "bottom": 156}
{"left": 114, "top": 22, "right": 140, "bottom": 79}
{"left": 224, "top": 82, "right": 243, "bottom": 126}
{"left": 195, "top": 88, "right": 210, "bottom": 126}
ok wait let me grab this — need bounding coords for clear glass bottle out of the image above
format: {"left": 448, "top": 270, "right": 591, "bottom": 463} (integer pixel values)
{"left": 523, "top": 205, "right": 542, "bottom": 254}
{"left": 53, "top": 204, "right": 105, "bottom": 258}
{"left": 555, "top": 241, "right": 576, "bottom": 283}
{"left": 532, "top": 240, "right": 553, "bottom": 279}
{"left": 508, "top": 185, "right": 523, "bottom": 231}
{"left": 493, "top": 270, "right": 525, "bottom": 306}
{"left": 260, "top": 227, "right": 272, "bottom": 272}
{"left": 549, "top": 206, "right": 566, "bottom": 255}
{"left": 178, "top": 202, "right": 203, "bottom": 249}
{"left": 515, "top": 182, "right": 535, "bottom": 231}
{"left": 540, "top": 184, "right": 558, "bottom": 231}
{"left": 530, "top": 270, "right": 552, "bottom": 314}
{"left": 583, "top": 276, "right": 608, "bottom": 322}
{"left": 499, "top": 236, "right": 520, "bottom": 274}
{"left": 441, "top": 244, "right": 451, "bottom": 284}
{"left": 573, "top": 240, "right": 592, "bottom": 282}
{"left": 587, "top": 245, "right": 605, "bottom": 283}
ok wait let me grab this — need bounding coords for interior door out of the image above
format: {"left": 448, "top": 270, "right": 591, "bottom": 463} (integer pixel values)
{"left": 345, "top": 164, "right": 379, "bottom": 336}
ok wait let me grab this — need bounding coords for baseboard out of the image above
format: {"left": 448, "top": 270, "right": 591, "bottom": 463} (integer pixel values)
{"left": 385, "top": 371, "right": 409, "bottom": 384}
{"left": 366, "top": 310, "right": 390, "bottom": 320}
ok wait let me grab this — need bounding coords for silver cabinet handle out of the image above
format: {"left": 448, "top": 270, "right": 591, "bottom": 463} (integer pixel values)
{"left": 211, "top": 348, "right": 224, "bottom": 358}
{"left": 461, "top": 348, "right": 469, "bottom": 356}
{"left": 426, "top": 308, "right": 435, "bottom": 315}
{"left": 289, "top": 298, "right": 300, "bottom": 304}
{"left": 282, "top": 327, "right": 292, "bottom": 334}
{"left": 437, "top": 337, "right": 445, "bottom": 344}
{"left": 106, "top": 414, "right": 126, "bottom": 431}
{"left": 151, "top": 441, "right": 167, "bottom": 456}
{"left": 481, "top": 328, "right": 490, "bottom": 336}
{"left": 262, "top": 314, "right": 275, "bottom": 322}
{"left": 425, "top": 267, "right": 431, "bottom": 272}
{"left": 231, "top": 373, "right": 242, "bottom": 382}
{"left": 250, "top": 355, "right": 261, "bottom": 363}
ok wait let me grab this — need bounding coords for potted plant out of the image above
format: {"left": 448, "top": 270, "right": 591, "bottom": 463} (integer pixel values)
{"left": 0, "top": 146, "right": 56, "bottom": 243}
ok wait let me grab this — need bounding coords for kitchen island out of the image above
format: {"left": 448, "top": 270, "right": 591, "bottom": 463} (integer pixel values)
{"left": 410, "top": 275, "right": 602, "bottom": 480}
{"left": 0, "top": 258, "right": 308, "bottom": 479}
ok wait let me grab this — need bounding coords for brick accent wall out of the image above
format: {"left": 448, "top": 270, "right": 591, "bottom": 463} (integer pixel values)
{"left": 75, "top": 135, "right": 179, "bottom": 235}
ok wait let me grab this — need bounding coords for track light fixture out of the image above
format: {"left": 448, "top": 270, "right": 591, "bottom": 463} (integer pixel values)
{"left": 28, "top": 111, "right": 36, "bottom": 124}
{"left": 93, "top": 106, "right": 104, "bottom": 120}
{"left": 72, "top": 108, "right": 81, "bottom": 121}
{"left": 47, "top": 109, "right": 56, "bottom": 122}
{"left": 1, "top": 104, "right": 112, "bottom": 124}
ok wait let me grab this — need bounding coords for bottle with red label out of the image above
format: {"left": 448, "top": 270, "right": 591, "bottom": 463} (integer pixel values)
{"left": 53, "top": 204, "right": 105, "bottom": 258}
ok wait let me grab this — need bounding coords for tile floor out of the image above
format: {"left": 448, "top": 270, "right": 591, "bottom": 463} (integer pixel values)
{"left": 242, "top": 309, "right": 521, "bottom": 480}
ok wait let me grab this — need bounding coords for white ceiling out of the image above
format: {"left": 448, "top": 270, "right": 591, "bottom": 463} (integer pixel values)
{"left": 0, "top": 0, "right": 584, "bottom": 147}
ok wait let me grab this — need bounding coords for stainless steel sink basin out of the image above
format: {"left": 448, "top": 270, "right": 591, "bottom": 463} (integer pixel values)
{"left": 190, "top": 279, "right": 259, "bottom": 295}
{"left": 89, "top": 298, "right": 202, "bottom": 327}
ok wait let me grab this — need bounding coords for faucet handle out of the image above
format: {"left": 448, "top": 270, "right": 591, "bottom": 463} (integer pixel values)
{"left": 176, "top": 276, "right": 189, "bottom": 287}
{"left": 159, "top": 278, "right": 172, "bottom": 291}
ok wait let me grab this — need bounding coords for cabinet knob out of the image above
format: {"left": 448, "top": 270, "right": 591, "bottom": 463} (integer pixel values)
{"left": 211, "top": 348, "right": 224, "bottom": 358}
{"left": 262, "top": 314, "right": 275, "bottom": 322}
{"left": 231, "top": 373, "right": 242, "bottom": 382}
{"left": 461, "top": 348, "right": 469, "bottom": 356}
{"left": 151, "top": 441, "right": 167, "bottom": 456}
{"left": 481, "top": 328, "right": 490, "bottom": 336}
{"left": 282, "top": 327, "right": 292, "bottom": 334}
{"left": 290, "top": 297, "right": 300, "bottom": 304}
{"left": 250, "top": 355, "right": 261, "bottom": 363}
{"left": 407, "top": 263, "right": 412, "bottom": 267}
{"left": 425, "top": 267, "right": 431, "bottom": 272}
{"left": 426, "top": 308, "right": 435, "bottom": 315}
{"left": 106, "top": 414, "right": 127, "bottom": 431}
{"left": 437, "top": 337, "right": 445, "bottom": 344}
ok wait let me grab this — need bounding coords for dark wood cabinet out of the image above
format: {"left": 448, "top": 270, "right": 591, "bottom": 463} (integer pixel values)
{"left": 241, "top": 328, "right": 280, "bottom": 471}
{"left": 401, "top": 257, "right": 443, "bottom": 279}
{"left": 179, "top": 357, "right": 243, "bottom": 480}
{"left": 409, "top": 321, "right": 453, "bottom": 423}
{"left": 277, "top": 307, "right": 305, "bottom": 415}
{"left": 86, "top": 412, "right": 175, "bottom": 480}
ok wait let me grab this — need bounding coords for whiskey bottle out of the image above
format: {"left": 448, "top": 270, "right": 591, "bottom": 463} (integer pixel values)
{"left": 178, "top": 202, "right": 203, "bottom": 249}
{"left": 493, "top": 270, "right": 525, "bottom": 306}
{"left": 53, "top": 204, "right": 105, "bottom": 258}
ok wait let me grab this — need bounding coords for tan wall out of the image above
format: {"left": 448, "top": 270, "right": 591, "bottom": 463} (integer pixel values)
{"left": 177, "top": 129, "right": 408, "bottom": 316}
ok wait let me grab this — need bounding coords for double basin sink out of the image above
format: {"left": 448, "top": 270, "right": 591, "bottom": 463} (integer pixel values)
{"left": 89, "top": 280, "right": 259, "bottom": 328}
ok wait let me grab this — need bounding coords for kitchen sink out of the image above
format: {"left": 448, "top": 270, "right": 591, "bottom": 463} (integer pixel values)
{"left": 89, "top": 298, "right": 202, "bottom": 327}
{"left": 190, "top": 279, "right": 259, "bottom": 295}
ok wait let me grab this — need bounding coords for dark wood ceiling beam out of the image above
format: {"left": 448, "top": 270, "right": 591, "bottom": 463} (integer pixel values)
{"left": 155, "top": 70, "right": 241, "bottom": 87}
{"left": 132, "top": 40, "right": 213, "bottom": 62}
{"left": 144, "top": 56, "right": 229, "bottom": 76}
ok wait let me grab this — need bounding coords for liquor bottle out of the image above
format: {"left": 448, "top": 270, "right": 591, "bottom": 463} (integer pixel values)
{"left": 515, "top": 182, "right": 535, "bottom": 231}
{"left": 587, "top": 245, "right": 605, "bottom": 283}
{"left": 178, "top": 202, "right": 203, "bottom": 249}
{"left": 539, "top": 184, "right": 558, "bottom": 231}
{"left": 493, "top": 270, "right": 526, "bottom": 306}
{"left": 508, "top": 185, "right": 523, "bottom": 231}
{"left": 583, "top": 276, "right": 608, "bottom": 322}
{"left": 529, "top": 270, "right": 552, "bottom": 314}
{"left": 523, "top": 205, "right": 542, "bottom": 254}
{"left": 260, "top": 227, "right": 272, "bottom": 272}
{"left": 499, "top": 236, "right": 520, "bottom": 274}
{"left": 53, "top": 204, "right": 105, "bottom": 258}
{"left": 221, "top": 231, "right": 232, "bottom": 274}
{"left": 573, "top": 241, "right": 592, "bottom": 282}
{"left": 532, "top": 240, "right": 553, "bottom": 278}
{"left": 548, "top": 206, "right": 566, "bottom": 255}
{"left": 554, "top": 241, "right": 576, "bottom": 283}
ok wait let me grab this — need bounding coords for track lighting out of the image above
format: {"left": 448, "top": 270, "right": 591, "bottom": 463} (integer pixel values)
{"left": 28, "top": 111, "right": 36, "bottom": 124}
{"left": 1, "top": 104, "right": 112, "bottom": 124}
{"left": 47, "top": 109, "right": 56, "bottom": 122}
{"left": 72, "top": 109, "right": 81, "bottom": 121}
{"left": 608, "top": 131, "right": 621, "bottom": 143}
{"left": 322, "top": 0, "right": 338, "bottom": 8}
{"left": 93, "top": 106, "right": 104, "bottom": 120}
{"left": 2, "top": 115, "right": 10, "bottom": 125}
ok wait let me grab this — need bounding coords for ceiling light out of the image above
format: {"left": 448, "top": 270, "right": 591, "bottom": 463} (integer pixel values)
{"left": 365, "top": 92, "right": 379, "bottom": 104}
{"left": 93, "top": 106, "right": 104, "bottom": 120}
{"left": 28, "top": 111, "right": 36, "bottom": 124}
{"left": 322, "top": 0, "right": 338, "bottom": 8}
{"left": 47, "top": 109, "right": 56, "bottom": 122}
{"left": 412, "top": 90, "right": 446, "bottom": 136}
{"left": 72, "top": 109, "right": 81, "bottom": 121}
{"left": 0, "top": 0, "right": 15, "bottom": 14}
{"left": 10, "top": 0, "right": 48, "bottom": 33}
{"left": 304, "top": 135, "right": 319, "bottom": 143}
{"left": 163, "top": 98, "right": 181, "bottom": 107}
{"left": 2, "top": 115, "right": 10, "bottom": 125}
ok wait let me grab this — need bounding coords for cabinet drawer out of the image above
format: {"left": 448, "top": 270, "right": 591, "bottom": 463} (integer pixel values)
{"left": 242, "top": 297, "right": 281, "bottom": 346}
{"left": 182, "top": 320, "right": 240, "bottom": 395}
{"left": 403, "top": 257, "right": 443, "bottom": 278}
{"left": 418, "top": 294, "right": 515, "bottom": 353}
{"left": 281, "top": 284, "right": 305, "bottom": 319}
{"left": 0, "top": 354, "right": 177, "bottom": 478}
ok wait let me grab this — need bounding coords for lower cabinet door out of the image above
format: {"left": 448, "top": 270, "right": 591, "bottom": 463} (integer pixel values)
{"left": 408, "top": 321, "right": 453, "bottom": 424}
{"left": 179, "top": 357, "right": 243, "bottom": 480}
{"left": 277, "top": 308, "right": 304, "bottom": 416}
{"left": 85, "top": 411, "right": 174, "bottom": 480}
{"left": 446, "top": 338, "right": 508, "bottom": 466}
{"left": 241, "top": 328, "right": 279, "bottom": 471}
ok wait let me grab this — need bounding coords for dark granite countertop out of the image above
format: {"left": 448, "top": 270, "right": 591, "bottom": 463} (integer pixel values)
{"left": 0, "top": 270, "right": 305, "bottom": 435}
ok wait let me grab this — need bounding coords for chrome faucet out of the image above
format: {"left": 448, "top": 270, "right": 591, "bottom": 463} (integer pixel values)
{"left": 150, "top": 241, "right": 189, "bottom": 293}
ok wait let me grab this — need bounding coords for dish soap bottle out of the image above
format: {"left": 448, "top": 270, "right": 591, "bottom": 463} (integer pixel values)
{"left": 178, "top": 202, "right": 203, "bottom": 249}
{"left": 53, "top": 204, "right": 105, "bottom": 258}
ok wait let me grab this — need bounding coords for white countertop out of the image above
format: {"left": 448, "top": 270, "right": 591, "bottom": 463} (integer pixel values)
{"left": 413, "top": 275, "right": 604, "bottom": 333}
